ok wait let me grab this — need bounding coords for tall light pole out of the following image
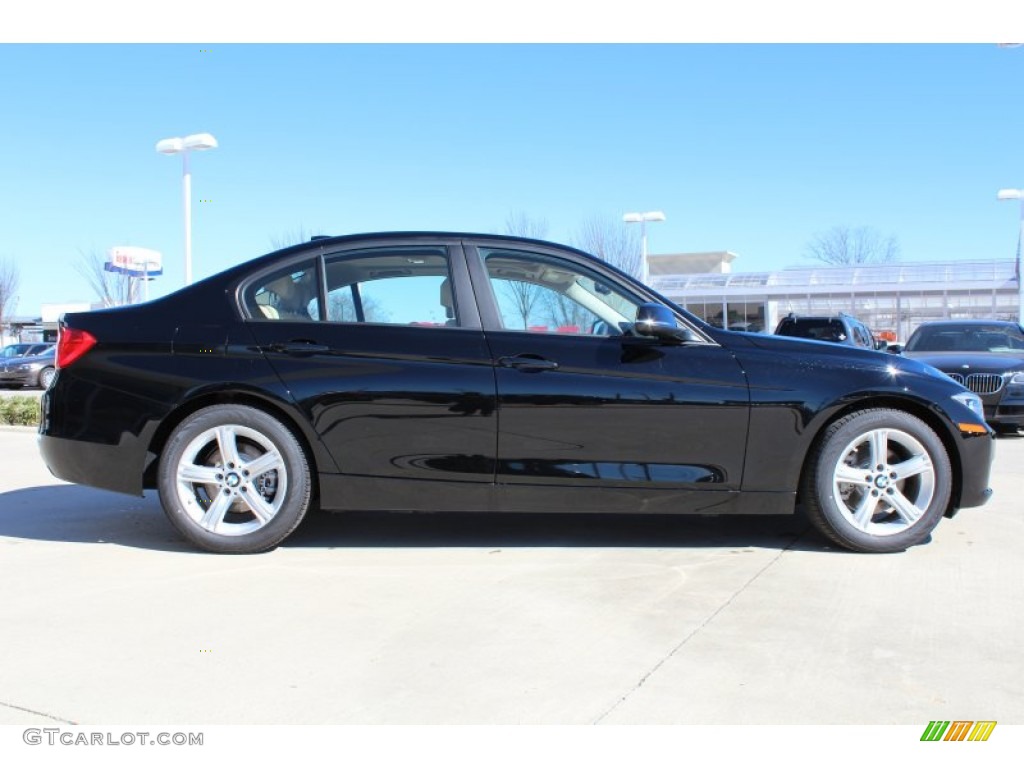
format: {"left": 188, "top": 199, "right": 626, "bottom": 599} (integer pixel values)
{"left": 997, "top": 188, "right": 1024, "bottom": 324}
{"left": 623, "top": 210, "right": 666, "bottom": 285}
{"left": 156, "top": 133, "right": 218, "bottom": 286}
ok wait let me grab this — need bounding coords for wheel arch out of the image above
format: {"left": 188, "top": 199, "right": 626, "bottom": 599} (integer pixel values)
{"left": 38, "top": 365, "right": 56, "bottom": 388}
{"left": 142, "top": 389, "right": 332, "bottom": 501}
{"left": 799, "top": 395, "right": 964, "bottom": 514}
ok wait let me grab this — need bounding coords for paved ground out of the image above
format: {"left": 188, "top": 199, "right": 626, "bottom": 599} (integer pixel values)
{"left": 0, "top": 426, "right": 1021, "bottom": 726}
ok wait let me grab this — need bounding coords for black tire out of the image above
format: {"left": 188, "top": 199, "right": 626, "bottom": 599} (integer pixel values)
{"left": 801, "top": 409, "right": 952, "bottom": 553}
{"left": 157, "top": 405, "right": 312, "bottom": 553}
{"left": 994, "top": 424, "right": 1019, "bottom": 436}
{"left": 38, "top": 367, "right": 56, "bottom": 389}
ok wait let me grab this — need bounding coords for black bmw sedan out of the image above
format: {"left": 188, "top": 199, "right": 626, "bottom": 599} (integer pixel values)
{"left": 897, "top": 319, "right": 1024, "bottom": 435}
{"left": 38, "top": 232, "right": 995, "bottom": 554}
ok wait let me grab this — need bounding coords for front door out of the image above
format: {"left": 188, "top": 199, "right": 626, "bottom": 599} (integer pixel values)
{"left": 468, "top": 241, "right": 750, "bottom": 514}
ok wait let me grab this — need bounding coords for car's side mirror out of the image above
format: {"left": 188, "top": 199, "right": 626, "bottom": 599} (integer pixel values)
{"left": 886, "top": 344, "right": 903, "bottom": 355}
{"left": 634, "top": 303, "right": 698, "bottom": 344}
{"left": 874, "top": 339, "right": 888, "bottom": 351}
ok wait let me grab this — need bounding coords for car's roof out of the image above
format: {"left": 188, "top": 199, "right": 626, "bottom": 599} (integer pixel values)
{"left": 267, "top": 231, "right": 595, "bottom": 257}
{"left": 172, "top": 230, "right": 636, "bottom": 302}
{"left": 913, "top": 319, "right": 1019, "bottom": 330}
{"left": 779, "top": 316, "right": 847, "bottom": 321}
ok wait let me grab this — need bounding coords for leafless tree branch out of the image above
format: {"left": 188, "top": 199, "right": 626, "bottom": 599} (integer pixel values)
{"left": 571, "top": 216, "right": 642, "bottom": 278}
{"left": 503, "top": 211, "right": 550, "bottom": 241}
{"left": 0, "top": 256, "right": 20, "bottom": 329}
{"left": 804, "top": 225, "right": 900, "bottom": 266}
{"left": 75, "top": 249, "right": 136, "bottom": 307}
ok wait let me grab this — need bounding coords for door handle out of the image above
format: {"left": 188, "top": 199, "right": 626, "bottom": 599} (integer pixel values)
{"left": 498, "top": 355, "right": 559, "bottom": 372}
{"left": 268, "top": 341, "right": 330, "bottom": 355}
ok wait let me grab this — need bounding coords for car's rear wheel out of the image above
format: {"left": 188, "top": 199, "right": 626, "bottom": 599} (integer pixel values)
{"left": 801, "top": 409, "right": 952, "bottom": 553}
{"left": 157, "top": 405, "right": 312, "bottom": 553}
{"left": 38, "top": 367, "right": 56, "bottom": 389}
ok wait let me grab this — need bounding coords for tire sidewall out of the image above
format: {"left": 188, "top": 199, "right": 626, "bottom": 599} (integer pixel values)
{"left": 808, "top": 409, "right": 952, "bottom": 553}
{"left": 158, "top": 405, "right": 311, "bottom": 554}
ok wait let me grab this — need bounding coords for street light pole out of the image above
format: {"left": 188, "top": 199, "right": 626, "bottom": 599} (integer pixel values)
{"left": 156, "top": 133, "right": 218, "bottom": 286}
{"left": 997, "top": 188, "right": 1024, "bottom": 324}
{"left": 622, "top": 210, "right": 666, "bottom": 285}
{"left": 182, "top": 148, "right": 192, "bottom": 286}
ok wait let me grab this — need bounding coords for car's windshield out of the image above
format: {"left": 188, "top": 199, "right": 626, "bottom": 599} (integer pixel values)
{"left": 777, "top": 318, "right": 847, "bottom": 342}
{"left": 1, "top": 344, "right": 33, "bottom": 358}
{"left": 906, "top": 324, "right": 1024, "bottom": 353}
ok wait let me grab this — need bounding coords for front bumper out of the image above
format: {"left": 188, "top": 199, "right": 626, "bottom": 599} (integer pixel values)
{"left": 982, "top": 390, "right": 1024, "bottom": 427}
{"left": 954, "top": 428, "right": 996, "bottom": 510}
{"left": 0, "top": 369, "right": 38, "bottom": 387}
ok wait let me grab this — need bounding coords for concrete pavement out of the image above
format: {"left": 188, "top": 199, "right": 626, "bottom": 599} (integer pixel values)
{"left": 0, "top": 425, "right": 1021, "bottom": 725}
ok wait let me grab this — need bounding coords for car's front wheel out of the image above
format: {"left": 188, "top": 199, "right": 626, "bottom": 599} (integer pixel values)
{"left": 801, "top": 409, "right": 952, "bottom": 553}
{"left": 157, "top": 405, "right": 312, "bottom": 553}
{"left": 38, "top": 367, "right": 56, "bottom": 389}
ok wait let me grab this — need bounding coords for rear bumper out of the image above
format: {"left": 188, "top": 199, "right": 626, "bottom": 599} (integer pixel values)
{"left": 37, "top": 432, "right": 147, "bottom": 497}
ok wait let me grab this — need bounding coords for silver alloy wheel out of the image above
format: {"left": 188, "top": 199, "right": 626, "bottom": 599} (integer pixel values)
{"left": 831, "top": 427, "right": 936, "bottom": 537}
{"left": 39, "top": 367, "right": 55, "bottom": 389}
{"left": 174, "top": 424, "right": 288, "bottom": 536}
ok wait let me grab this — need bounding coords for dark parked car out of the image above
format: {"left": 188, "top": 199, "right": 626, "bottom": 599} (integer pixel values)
{"left": 0, "top": 345, "right": 56, "bottom": 389}
{"left": 39, "top": 232, "right": 994, "bottom": 554}
{"left": 774, "top": 313, "right": 884, "bottom": 350}
{"left": 896, "top": 319, "right": 1024, "bottom": 434}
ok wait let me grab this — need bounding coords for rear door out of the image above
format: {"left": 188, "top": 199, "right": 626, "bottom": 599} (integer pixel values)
{"left": 241, "top": 237, "right": 498, "bottom": 510}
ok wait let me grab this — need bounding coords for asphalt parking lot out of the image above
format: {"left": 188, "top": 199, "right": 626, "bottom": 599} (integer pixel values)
{"left": 0, "top": 425, "right": 1021, "bottom": 726}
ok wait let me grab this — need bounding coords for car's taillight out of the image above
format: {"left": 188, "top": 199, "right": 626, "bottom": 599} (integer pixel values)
{"left": 56, "top": 327, "right": 97, "bottom": 369}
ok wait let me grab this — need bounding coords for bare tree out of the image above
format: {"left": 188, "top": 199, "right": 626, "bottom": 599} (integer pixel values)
{"left": 503, "top": 211, "right": 549, "bottom": 241}
{"left": 326, "top": 289, "right": 389, "bottom": 324}
{"left": 0, "top": 257, "right": 20, "bottom": 335}
{"left": 500, "top": 212, "right": 550, "bottom": 328}
{"left": 804, "top": 225, "right": 900, "bottom": 266}
{"left": 76, "top": 249, "right": 136, "bottom": 307}
{"left": 571, "top": 215, "right": 642, "bottom": 278}
{"left": 540, "top": 290, "right": 596, "bottom": 333}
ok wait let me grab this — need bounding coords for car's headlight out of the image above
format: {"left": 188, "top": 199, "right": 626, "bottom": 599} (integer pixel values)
{"left": 1010, "top": 372, "right": 1024, "bottom": 385}
{"left": 952, "top": 391, "right": 984, "bottom": 417}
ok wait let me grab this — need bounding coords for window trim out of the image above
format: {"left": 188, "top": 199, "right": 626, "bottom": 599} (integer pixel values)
{"left": 235, "top": 239, "right": 484, "bottom": 330}
{"left": 462, "top": 239, "right": 715, "bottom": 344}
{"left": 237, "top": 253, "right": 324, "bottom": 323}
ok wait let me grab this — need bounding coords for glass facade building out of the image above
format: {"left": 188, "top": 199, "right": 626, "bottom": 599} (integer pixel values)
{"left": 651, "top": 258, "right": 1020, "bottom": 342}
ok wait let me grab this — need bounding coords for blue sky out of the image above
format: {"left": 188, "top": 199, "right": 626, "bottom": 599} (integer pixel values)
{"left": 2, "top": 41, "right": 1023, "bottom": 316}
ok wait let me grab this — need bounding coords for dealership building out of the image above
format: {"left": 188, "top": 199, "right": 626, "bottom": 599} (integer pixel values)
{"left": 647, "top": 252, "right": 1021, "bottom": 342}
